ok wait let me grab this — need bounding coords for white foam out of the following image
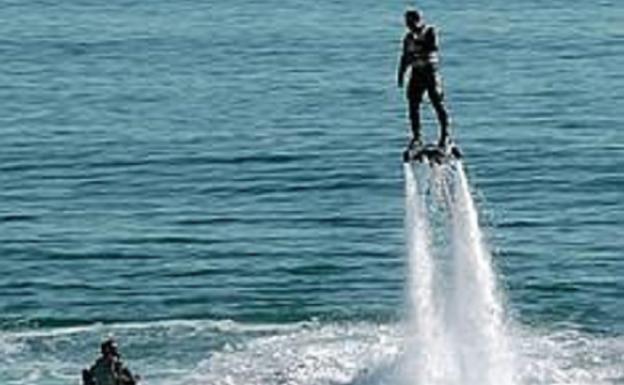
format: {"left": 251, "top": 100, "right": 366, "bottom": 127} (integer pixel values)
{"left": 1, "top": 319, "right": 622, "bottom": 384}
{"left": 181, "top": 322, "right": 403, "bottom": 385}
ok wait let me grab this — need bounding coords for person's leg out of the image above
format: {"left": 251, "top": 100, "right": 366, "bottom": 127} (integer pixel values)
{"left": 407, "top": 73, "right": 426, "bottom": 146}
{"left": 425, "top": 67, "right": 450, "bottom": 146}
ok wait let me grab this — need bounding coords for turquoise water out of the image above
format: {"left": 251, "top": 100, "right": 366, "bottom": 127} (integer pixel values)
{"left": 1, "top": 1, "right": 623, "bottom": 384}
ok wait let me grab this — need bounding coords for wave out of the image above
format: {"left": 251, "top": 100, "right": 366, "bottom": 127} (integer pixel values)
{"left": 1, "top": 319, "right": 623, "bottom": 385}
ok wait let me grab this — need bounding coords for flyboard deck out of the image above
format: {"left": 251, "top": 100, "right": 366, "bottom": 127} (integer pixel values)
{"left": 403, "top": 142, "right": 462, "bottom": 164}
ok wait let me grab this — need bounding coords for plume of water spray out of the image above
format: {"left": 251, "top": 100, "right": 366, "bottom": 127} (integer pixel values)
{"left": 403, "top": 161, "right": 516, "bottom": 385}
{"left": 403, "top": 163, "right": 453, "bottom": 385}
{"left": 446, "top": 161, "right": 516, "bottom": 385}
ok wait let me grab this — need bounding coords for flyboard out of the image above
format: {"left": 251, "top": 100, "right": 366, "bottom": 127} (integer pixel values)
{"left": 403, "top": 140, "right": 462, "bottom": 164}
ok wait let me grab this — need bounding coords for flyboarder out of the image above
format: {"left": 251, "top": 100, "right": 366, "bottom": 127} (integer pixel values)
{"left": 398, "top": 8, "right": 451, "bottom": 153}
{"left": 82, "top": 338, "right": 139, "bottom": 385}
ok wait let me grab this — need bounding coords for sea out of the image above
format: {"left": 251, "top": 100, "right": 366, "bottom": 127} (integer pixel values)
{"left": 0, "top": 1, "right": 623, "bottom": 384}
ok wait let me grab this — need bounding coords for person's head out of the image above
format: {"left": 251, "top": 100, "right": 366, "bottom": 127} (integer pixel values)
{"left": 100, "top": 338, "right": 119, "bottom": 359}
{"left": 405, "top": 9, "right": 423, "bottom": 31}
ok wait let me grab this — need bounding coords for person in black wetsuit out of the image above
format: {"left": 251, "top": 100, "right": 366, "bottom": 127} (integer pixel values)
{"left": 82, "top": 338, "right": 139, "bottom": 385}
{"left": 397, "top": 9, "right": 450, "bottom": 149}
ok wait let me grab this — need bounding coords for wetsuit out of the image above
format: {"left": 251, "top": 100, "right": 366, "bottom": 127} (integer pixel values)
{"left": 398, "top": 24, "right": 449, "bottom": 144}
{"left": 85, "top": 357, "right": 137, "bottom": 385}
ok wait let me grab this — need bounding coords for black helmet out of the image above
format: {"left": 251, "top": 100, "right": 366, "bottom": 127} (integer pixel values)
{"left": 101, "top": 338, "right": 119, "bottom": 356}
{"left": 405, "top": 9, "right": 422, "bottom": 25}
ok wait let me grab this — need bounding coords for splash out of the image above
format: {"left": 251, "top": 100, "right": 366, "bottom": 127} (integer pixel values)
{"left": 403, "top": 161, "right": 516, "bottom": 385}
{"left": 403, "top": 163, "right": 455, "bottom": 384}
{"left": 0, "top": 318, "right": 620, "bottom": 384}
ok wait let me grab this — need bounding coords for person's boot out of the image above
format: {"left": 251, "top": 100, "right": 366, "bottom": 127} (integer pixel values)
{"left": 403, "top": 136, "right": 422, "bottom": 162}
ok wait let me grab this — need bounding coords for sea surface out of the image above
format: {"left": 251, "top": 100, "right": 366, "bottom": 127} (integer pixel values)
{"left": 1, "top": 1, "right": 623, "bottom": 384}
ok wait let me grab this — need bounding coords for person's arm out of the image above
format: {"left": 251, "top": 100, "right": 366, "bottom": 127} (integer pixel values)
{"left": 82, "top": 368, "right": 96, "bottom": 385}
{"left": 424, "top": 26, "right": 439, "bottom": 52}
{"left": 116, "top": 362, "right": 139, "bottom": 385}
{"left": 397, "top": 35, "right": 409, "bottom": 88}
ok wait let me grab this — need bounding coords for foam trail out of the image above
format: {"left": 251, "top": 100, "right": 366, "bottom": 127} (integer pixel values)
{"left": 403, "top": 163, "right": 452, "bottom": 385}
{"left": 446, "top": 161, "right": 516, "bottom": 385}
